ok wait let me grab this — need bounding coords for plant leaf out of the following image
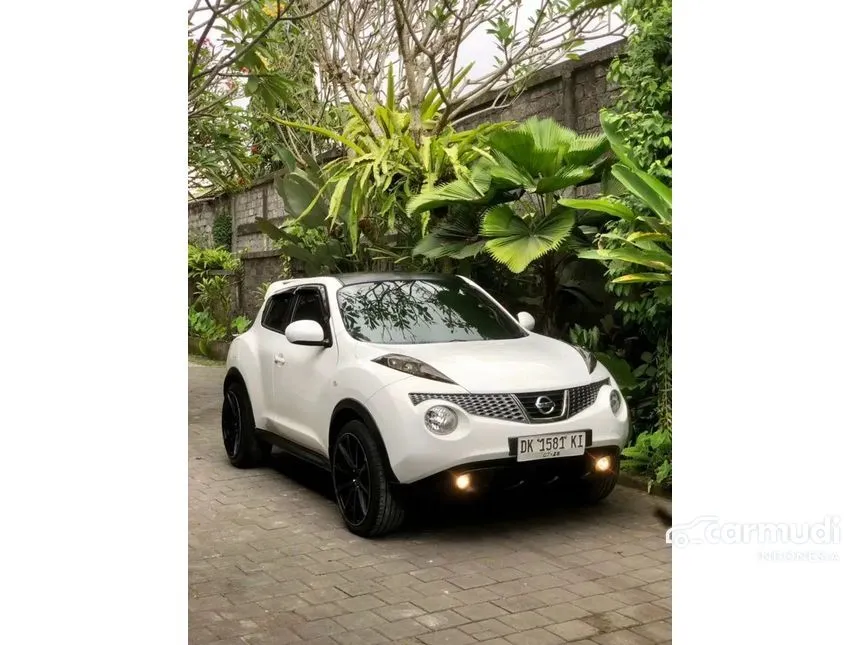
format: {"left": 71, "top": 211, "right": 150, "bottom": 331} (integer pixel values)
{"left": 481, "top": 205, "right": 576, "bottom": 273}
{"left": 578, "top": 247, "right": 671, "bottom": 271}
{"left": 612, "top": 164, "right": 671, "bottom": 221}
{"left": 266, "top": 115, "right": 363, "bottom": 154}
{"left": 534, "top": 166, "right": 594, "bottom": 193}
{"left": 611, "top": 272, "right": 672, "bottom": 284}
{"left": 559, "top": 197, "right": 637, "bottom": 221}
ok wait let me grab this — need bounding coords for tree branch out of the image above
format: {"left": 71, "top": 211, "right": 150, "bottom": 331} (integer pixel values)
{"left": 189, "top": 0, "right": 337, "bottom": 102}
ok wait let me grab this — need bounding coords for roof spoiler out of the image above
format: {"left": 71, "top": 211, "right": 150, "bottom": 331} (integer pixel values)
{"left": 264, "top": 279, "right": 296, "bottom": 300}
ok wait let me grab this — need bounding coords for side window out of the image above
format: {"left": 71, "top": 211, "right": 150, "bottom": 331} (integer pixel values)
{"left": 291, "top": 289, "right": 327, "bottom": 328}
{"left": 261, "top": 291, "right": 295, "bottom": 334}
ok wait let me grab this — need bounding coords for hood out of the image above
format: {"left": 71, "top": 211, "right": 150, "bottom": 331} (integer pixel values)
{"left": 356, "top": 334, "right": 595, "bottom": 393}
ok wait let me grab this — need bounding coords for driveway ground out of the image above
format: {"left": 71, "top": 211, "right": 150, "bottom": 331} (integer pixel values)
{"left": 189, "top": 363, "right": 671, "bottom": 645}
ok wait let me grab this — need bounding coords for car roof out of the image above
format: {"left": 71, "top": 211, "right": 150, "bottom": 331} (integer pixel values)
{"left": 263, "top": 272, "right": 463, "bottom": 300}
{"left": 332, "top": 272, "right": 460, "bottom": 286}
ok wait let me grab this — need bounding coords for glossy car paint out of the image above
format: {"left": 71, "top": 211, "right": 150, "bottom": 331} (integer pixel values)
{"left": 226, "top": 275, "right": 629, "bottom": 483}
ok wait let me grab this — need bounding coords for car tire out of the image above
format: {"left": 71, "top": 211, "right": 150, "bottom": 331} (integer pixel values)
{"left": 330, "top": 420, "right": 405, "bottom": 538}
{"left": 575, "top": 472, "right": 618, "bottom": 505}
{"left": 221, "top": 381, "right": 271, "bottom": 468}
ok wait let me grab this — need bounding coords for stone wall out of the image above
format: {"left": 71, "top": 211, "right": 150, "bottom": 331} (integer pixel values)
{"left": 188, "top": 195, "right": 228, "bottom": 248}
{"left": 187, "top": 41, "right": 624, "bottom": 315}
{"left": 454, "top": 41, "right": 622, "bottom": 134}
{"left": 237, "top": 250, "right": 302, "bottom": 318}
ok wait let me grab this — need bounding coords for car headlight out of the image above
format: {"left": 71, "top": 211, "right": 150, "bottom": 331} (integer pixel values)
{"left": 572, "top": 345, "right": 597, "bottom": 373}
{"left": 610, "top": 389, "right": 622, "bottom": 414}
{"left": 425, "top": 406, "right": 458, "bottom": 434}
{"left": 372, "top": 353, "right": 455, "bottom": 384}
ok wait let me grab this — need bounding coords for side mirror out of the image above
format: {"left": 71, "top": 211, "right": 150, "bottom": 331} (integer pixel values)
{"left": 517, "top": 311, "right": 535, "bottom": 332}
{"left": 285, "top": 319, "right": 328, "bottom": 346}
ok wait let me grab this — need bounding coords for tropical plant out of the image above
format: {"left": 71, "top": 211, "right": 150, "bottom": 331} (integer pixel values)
{"left": 562, "top": 112, "right": 671, "bottom": 287}
{"left": 569, "top": 321, "right": 636, "bottom": 391}
{"left": 231, "top": 316, "right": 253, "bottom": 335}
{"left": 189, "top": 310, "right": 228, "bottom": 344}
{"left": 267, "top": 68, "right": 508, "bottom": 254}
{"left": 193, "top": 275, "right": 234, "bottom": 328}
{"left": 566, "top": 110, "right": 672, "bottom": 483}
{"left": 255, "top": 74, "right": 510, "bottom": 277}
{"left": 621, "top": 427, "right": 671, "bottom": 490}
{"left": 607, "top": 0, "right": 672, "bottom": 180}
{"left": 187, "top": 0, "right": 332, "bottom": 196}
{"left": 212, "top": 211, "right": 233, "bottom": 249}
{"left": 407, "top": 117, "right": 612, "bottom": 334}
{"left": 188, "top": 244, "right": 240, "bottom": 278}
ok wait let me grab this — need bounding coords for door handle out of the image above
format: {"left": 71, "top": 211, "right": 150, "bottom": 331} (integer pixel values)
{"left": 273, "top": 353, "right": 286, "bottom": 366}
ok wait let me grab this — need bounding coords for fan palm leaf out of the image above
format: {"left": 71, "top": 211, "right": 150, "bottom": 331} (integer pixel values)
{"left": 480, "top": 204, "right": 577, "bottom": 273}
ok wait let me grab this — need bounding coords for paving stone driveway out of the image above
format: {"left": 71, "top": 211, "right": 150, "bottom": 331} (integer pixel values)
{"left": 189, "top": 364, "right": 671, "bottom": 645}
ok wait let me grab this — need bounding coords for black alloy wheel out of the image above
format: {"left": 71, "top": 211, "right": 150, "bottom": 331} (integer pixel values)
{"left": 222, "top": 389, "right": 243, "bottom": 459}
{"left": 221, "top": 381, "right": 271, "bottom": 468}
{"left": 330, "top": 420, "right": 405, "bottom": 537}
{"left": 332, "top": 432, "right": 372, "bottom": 527}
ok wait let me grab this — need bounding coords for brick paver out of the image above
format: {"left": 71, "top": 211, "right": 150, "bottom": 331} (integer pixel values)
{"left": 189, "top": 364, "right": 671, "bottom": 644}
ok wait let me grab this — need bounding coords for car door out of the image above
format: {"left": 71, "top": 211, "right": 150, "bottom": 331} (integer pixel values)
{"left": 256, "top": 288, "right": 297, "bottom": 423}
{"left": 271, "top": 285, "right": 339, "bottom": 455}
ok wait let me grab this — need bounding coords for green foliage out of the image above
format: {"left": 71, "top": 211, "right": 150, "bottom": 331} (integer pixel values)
{"left": 188, "top": 244, "right": 240, "bottom": 278}
{"left": 409, "top": 117, "right": 609, "bottom": 273}
{"left": 621, "top": 427, "right": 672, "bottom": 490}
{"left": 565, "top": 112, "right": 672, "bottom": 287}
{"left": 231, "top": 316, "right": 253, "bottom": 335}
{"left": 570, "top": 325, "right": 637, "bottom": 392}
{"left": 212, "top": 211, "right": 233, "bottom": 249}
{"left": 268, "top": 77, "right": 506, "bottom": 257}
{"left": 607, "top": 0, "right": 672, "bottom": 180}
{"left": 187, "top": 1, "right": 323, "bottom": 196}
{"left": 258, "top": 83, "right": 508, "bottom": 275}
{"left": 407, "top": 117, "right": 611, "bottom": 335}
{"left": 258, "top": 215, "right": 405, "bottom": 276}
{"left": 189, "top": 310, "right": 228, "bottom": 344}
{"left": 565, "top": 109, "right": 672, "bottom": 485}
{"left": 188, "top": 243, "right": 241, "bottom": 345}
{"left": 193, "top": 275, "right": 233, "bottom": 328}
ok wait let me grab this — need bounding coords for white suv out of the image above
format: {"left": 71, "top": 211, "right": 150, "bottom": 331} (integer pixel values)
{"left": 222, "top": 272, "right": 629, "bottom": 537}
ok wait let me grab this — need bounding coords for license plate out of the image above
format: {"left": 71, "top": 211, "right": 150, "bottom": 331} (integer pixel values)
{"left": 516, "top": 431, "right": 587, "bottom": 462}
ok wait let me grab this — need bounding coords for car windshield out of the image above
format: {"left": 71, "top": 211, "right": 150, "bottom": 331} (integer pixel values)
{"left": 336, "top": 278, "right": 527, "bottom": 344}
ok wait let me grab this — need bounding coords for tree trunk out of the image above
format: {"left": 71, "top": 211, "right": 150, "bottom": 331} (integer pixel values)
{"left": 392, "top": 0, "right": 424, "bottom": 145}
{"left": 541, "top": 253, "right": 559, "bottom": 337}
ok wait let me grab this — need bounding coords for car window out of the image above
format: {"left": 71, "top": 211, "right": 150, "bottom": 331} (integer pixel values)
{"left": 261, "top": 290, "right": 295, "bottom": 333}
{"left": 291, "top": 289, "right": 327, "bottom": 327}
{"left": 336, "top": 278, "right": 527, "bottom": 344}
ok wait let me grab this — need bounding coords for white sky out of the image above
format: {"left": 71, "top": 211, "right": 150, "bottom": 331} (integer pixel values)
{"left": 456, "top": 0, "right": 623, "bottom": 78}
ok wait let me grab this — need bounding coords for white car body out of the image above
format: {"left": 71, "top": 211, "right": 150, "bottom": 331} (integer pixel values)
{"left": 227, "top": 272, "right": 629, "bottom": 480}
{"left": 223, "top": 272, "right": 629, "bottom": 534}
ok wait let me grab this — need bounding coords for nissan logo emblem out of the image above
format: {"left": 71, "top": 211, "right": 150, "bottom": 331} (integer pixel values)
{"left": 534, "top": 396, "right": 555, "bottom": 415}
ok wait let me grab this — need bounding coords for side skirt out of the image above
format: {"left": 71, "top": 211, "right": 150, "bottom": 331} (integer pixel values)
{"left": 256, "top": 429, "right": 331, "bottom": 473}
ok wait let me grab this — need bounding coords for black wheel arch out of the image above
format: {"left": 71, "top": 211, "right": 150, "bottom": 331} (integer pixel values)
{"left": 223, "top": 367, "right": 246, "bottom": 394}
{"left": 329, "top": 399, "right": 399, "bottom": 483}
{"left": 224, "top": 368, "right": 256, "bottom": 421}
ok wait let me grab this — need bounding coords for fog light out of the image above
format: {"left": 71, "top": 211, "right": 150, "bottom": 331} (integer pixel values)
{"left": 609, "top": 390, "right": 622, "bottom": 414}
{"left": 595, "top": 456, "right": 612, "bottom": 472}
{"left": 455, "top": 474, "right": 471, "bottom": 490}
{"left": 425, "top": 405, "right": 458, "bottom": 435}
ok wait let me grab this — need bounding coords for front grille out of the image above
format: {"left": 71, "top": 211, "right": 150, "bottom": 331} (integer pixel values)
{"left": 408, "top": 392, "right": 527, "bottom": 422}
{"left": 513, "top": 390, "right": 567, "bottom": 423}
{"left": 410, "top": 377, "right": 611, "bottom": 424}
{"left": 569, "top": 378, "right": 609, "bottom": 417}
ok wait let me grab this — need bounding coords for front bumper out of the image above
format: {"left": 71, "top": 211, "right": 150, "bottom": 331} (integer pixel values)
{"left": 365, "top": 375, "right": 630, "bottom": 484}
